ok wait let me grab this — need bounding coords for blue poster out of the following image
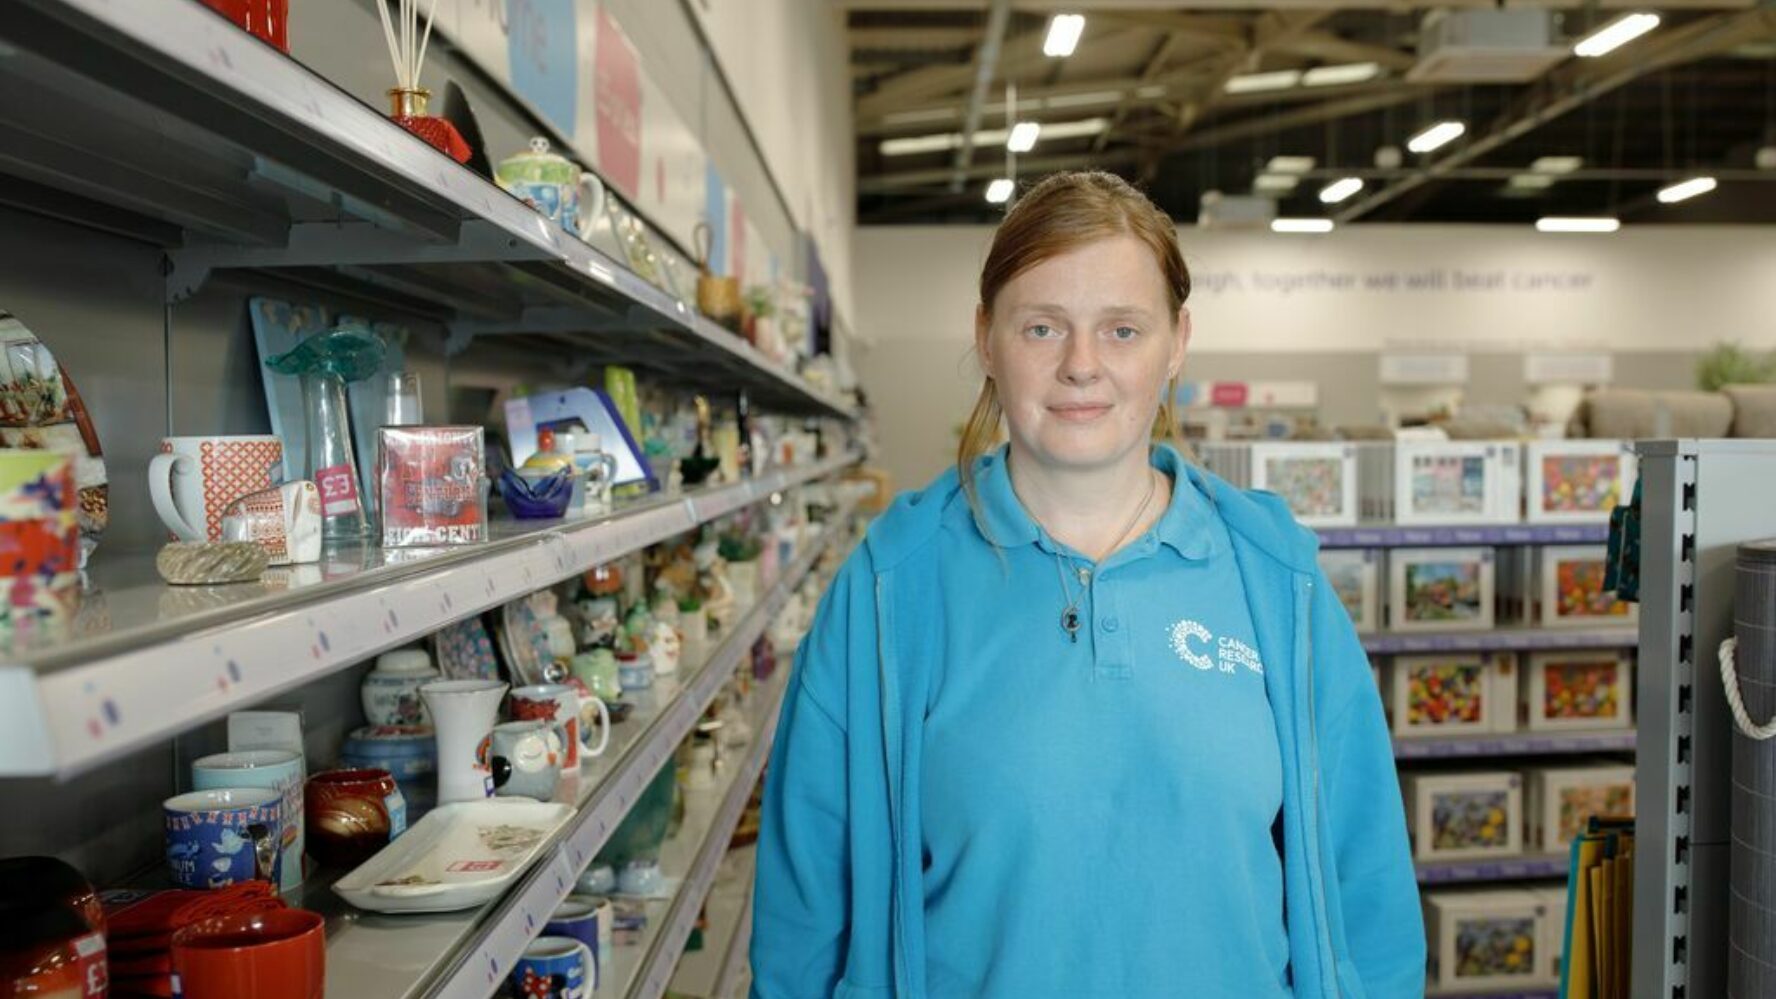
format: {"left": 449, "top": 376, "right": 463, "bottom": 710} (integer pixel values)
{"left": 703, "top": 160, "right": 729, "bottom": 275}
{"left": 508, "top": 0, "right": 578, "bottom": 135}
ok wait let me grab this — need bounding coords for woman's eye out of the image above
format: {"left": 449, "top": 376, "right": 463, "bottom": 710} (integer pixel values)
{"left": 1109, "top": 326, "right": 1140, "bottom": 341}
{"left": 1026, "top": 324, "right": 1060, "bottom": 339}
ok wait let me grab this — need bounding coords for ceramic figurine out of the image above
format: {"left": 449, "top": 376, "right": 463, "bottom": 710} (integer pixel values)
{"left": 221, "top": 480, "right": 322, "bottom": 566}
{"left": 485, "top": 721, "right": 563, "bottom": 801}
{"left": 647, "top": 620, "right": 682, "bottom": 677}
{"left": 576, "top": 595, "right": 621, "bottom": 649}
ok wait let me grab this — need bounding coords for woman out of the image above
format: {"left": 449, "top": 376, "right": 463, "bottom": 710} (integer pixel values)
{"left": 752, "top": 171, "right": 1422, "bottom": 998}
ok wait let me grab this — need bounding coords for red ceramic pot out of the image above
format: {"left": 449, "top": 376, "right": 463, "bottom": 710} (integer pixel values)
{"left": 304, "top": 768, "right": 401, "bottom": 868}
{"left": 0, "top": 857, "right": 106, "bottom": 998}
{"left": 172, "top": 908, "right": 323, "bottom": 999}
{"left": 200, "top": 0, "right": 289, "bottom": 52}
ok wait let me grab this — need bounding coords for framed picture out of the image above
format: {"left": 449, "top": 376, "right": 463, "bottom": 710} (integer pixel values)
{"left": 1522, "top": 651, "right": 1635, "bottom": 731}
{"left": 1250, "top": 443, "right": 1358, "bottom": 527}
{"left": 1428, "top": 889, "right": 1555, "bottom": 990}
{"left": 1394, "top": 441, "right": 1522, "bottom": 526}
{"left": 1389, "top": 653, "right": 1499, "bottom": 736}
{"left": 1390, "top": 546, "right": 1496, "bottom": 631}
{"left": 1539, "top": 545, "right": 1637, "bottom": 628}
{"left": 1405, "top": 771, "right": 1524, "bottom": 861}
{"left": 1526, "top": 764, "right": 1636, "bottom": 853}
{"left": 1318, "top": 549, "right": 1380, "bottom": 633}
{"left": 1533, "top": 886, "right": 1568, "bottom": 983}
{"left": 1526, "top": 440, "right": 1635, "bottom": 524}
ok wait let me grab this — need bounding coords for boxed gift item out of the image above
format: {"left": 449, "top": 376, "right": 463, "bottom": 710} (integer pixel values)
{"left": 1387, "top": 440, "right": 1523, "bottom": 526}
{"left": 1389, "top": 653, "right": 1510, "bottom": 736}
{"left": 1522, "top": 652, "right": 1635, "bottom": 731}
{"left": 1249, "top": 442, "right": 1359, "bottom": 527}
{"left": 377, "top": 426, "right": 488, "bottom": 547}
{"left": 1525, "top": 440, "right": 1635, "bottom": 524}
{"left": 1537, "top": 545, "right": 1637, "bottom": 628}
{"left": 1404, "top": 771, "right": 1523, "bottom": 861}
{"left": 1526, "top": 763, "right": 1636, "bottom": 854}
{"left": 1532, "top": 886, "right": 1569, "bottom": 983}
{"left": 1389, "top": 546, "right": 1495, "bottom": 631}
{"left": 1426, "top": 888, "right": 1556, "bottom": 990}
{"left": 1318, "top": 549, "right": 1380, "bottom": 633}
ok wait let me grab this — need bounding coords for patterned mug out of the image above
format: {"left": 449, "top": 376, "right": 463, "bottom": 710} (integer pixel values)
{"left": 150, "top": 435, "right": 283, "bottom": 542}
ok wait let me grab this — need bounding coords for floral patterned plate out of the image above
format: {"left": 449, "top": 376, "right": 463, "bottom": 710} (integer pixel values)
{"left": 431, "top": 616, "right": 499, "bottom": 681}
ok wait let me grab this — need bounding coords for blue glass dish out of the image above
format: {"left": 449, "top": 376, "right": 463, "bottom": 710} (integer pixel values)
{"left": 499, "top": 467, "right": 574, "bottom": 519}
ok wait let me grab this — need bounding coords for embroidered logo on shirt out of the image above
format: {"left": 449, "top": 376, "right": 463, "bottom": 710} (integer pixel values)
{"left": 1169, "top": 620, "right": 1264, "bottom": 675}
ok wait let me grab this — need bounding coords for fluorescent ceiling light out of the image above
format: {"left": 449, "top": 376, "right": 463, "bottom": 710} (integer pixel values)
{"left": 1267, "top": 155, "right": 1316, "bottom": 175}
{"left": 1041, "top": 117, "right": 1108, "bottom": 140}
{"left": 1318, "top": 177, "right": 1365, "bottom": 204}
{"left": 1225, "top": 70, "right": 1302, "bottom": 94}
{"left": 1574, "top": 12, "right": 1660, "bottom": 58}
{"left": 1657, "top": 176, "right": 1717, "bottom": 203}
{"left": 1044, "top": 14, "right": 1085, "bottom": 57}
{"left": 1531, "top": 156, "right": 1584, "bottom": 174}
{"left": 1303, "top": 62, "right": 1383, "bottom": 87}
{"left": 1007, "top": 121, "right": 1041, "bottom": 153}
{"left": 1043, "top": 90, "right": 1123, "bottom": 109}
{"left": 1272, "top": 218, "right": 1335, "bottom": 234}
{"left": 879, "top": 117, "right": 1104, "bottom": 157}
{"left": 1133, "top": 84, "right": 1168, "bottom": 99}
{"left": 1253, "top": 173, "right": 1301, "bottom": 193}
{"left": 1536, "top": 216, "right": 1620, "bottom": 233}
{"left": 1509, "top": 173, "right": 1556, "bottom": 190}
{"left": 1407, "top": 120, "right": 1466, "bottom": 154}
{"left": 986, "top": 179, "right": 1015, "bottom": 204}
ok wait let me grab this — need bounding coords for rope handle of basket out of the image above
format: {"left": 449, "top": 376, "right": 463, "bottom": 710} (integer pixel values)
{"left": 1719, "top": 638, "right": 1776, "bottom": 741}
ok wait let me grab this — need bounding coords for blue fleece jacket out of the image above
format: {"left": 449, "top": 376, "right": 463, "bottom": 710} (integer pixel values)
{"left": 751, "top": 446, "right": 1425, "bottom": 998}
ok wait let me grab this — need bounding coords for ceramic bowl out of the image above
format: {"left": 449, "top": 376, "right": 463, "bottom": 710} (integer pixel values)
{"left": 305, "top": 768, "right": 405, "bottom": 869}
{"left": 499, "top": 467, "right": 572, "bottom": 519}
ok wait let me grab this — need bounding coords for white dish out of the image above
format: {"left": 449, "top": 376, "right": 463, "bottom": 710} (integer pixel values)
{"left": 333, "top": 799, "right": 572, "bottom": 913}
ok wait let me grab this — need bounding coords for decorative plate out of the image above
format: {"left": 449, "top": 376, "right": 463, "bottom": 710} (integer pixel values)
{"left": 0, "top": 310, "right": 108, "bottom": 565}
{"left": 332, "top": 799, "right": 572, "bottom": 913}
{"left": 497, "top": 596, "right": 559, "bottom": 686}
{"left": 432, "top": 616, "right": 499, "bottom": 680}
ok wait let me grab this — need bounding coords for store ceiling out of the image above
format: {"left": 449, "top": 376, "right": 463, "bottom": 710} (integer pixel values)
{"left": 842, "top": 2, "right": 1776, "bottom": 225}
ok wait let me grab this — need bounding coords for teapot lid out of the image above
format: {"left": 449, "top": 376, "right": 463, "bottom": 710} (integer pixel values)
{"left": 505, "top": 136, "right": 567, "bottom": 165}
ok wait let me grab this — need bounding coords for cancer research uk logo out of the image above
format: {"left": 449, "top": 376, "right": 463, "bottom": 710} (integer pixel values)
{"left": 1168, "top": 619, "right": 1265, "bottom": 674}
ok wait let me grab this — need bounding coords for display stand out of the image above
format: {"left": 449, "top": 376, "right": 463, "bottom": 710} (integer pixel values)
{"left": 1630, "top": 440, "right": 1776, "bottom": 999}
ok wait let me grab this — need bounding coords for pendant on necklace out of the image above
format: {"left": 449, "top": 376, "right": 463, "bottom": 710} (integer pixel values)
{"left": 1062, "top": 609, "right": 1080, "bottom": 643}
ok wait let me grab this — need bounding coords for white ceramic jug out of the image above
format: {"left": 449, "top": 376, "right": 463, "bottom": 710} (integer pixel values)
{"left": 419, "top": 678, "right": 507, "bottom": 804}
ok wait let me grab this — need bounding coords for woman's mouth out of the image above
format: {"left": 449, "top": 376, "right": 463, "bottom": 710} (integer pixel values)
{"left": 1048, "top": 402, "right": 1113, "bottom": 423}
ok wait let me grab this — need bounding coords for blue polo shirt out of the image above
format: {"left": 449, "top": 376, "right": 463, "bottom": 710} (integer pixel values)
{"left": 921, "top": 446, "right": 1290, "bottom": 998}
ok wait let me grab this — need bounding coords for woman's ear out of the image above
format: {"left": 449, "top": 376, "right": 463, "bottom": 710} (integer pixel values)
{"left": 1168, "top": 305, "right": 1192, "bottom": 381}
{"left": 975, "top": 304, "right": 993, "bottom": 375}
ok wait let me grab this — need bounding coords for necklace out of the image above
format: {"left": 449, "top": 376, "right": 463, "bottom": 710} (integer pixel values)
{"left": 1052, "top": 468, "right": 1158, "bottom": 643}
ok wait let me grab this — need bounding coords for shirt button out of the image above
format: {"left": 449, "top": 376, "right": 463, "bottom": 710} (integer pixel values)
{"left": 1102, "top": 617, "right": 1120, "bottom": 632}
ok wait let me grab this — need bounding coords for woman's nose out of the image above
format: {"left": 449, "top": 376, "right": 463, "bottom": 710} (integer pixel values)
{"left": 1059, "top": 330, "right": 1101, "bottom": 384}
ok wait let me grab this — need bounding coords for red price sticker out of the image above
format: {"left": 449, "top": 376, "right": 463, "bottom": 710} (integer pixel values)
{"left": 316, "top": 464, "right": 361, "bottom": 517}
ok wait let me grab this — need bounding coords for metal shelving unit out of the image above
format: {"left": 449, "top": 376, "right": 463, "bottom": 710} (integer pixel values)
{"left": 0, "top": 0, "right": 854, "bottom": 419}
{"left": 667, "top": 847, "right": 757, "bottom": 999}
{"left": 1416, "top": 853, "right": 1569, "bottom": 885}
{"left": 312, "top": 501, "right": 855, "bottom": 999}
{"left": 0, "top": 453, "right": 858, "bottom": 779}
{"left": 1631, "top": 440, "right": 1776, "bottom": 999}
{"left": 1362, "top": 626, "right": 1637, "bottom": 654}
{"left": 1319, "top": 523, "right": 1610, "bottom": 548}
{"left": 1394, "top": 729, "right": 1637, "bottom": 760}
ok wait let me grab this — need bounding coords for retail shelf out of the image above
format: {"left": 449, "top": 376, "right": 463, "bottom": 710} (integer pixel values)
{"left": 1317, "top": 523, "right": 1609, "bottom": 548}
{"left": 1416, "top": 853, "right": 1569, "bottom": 885}
{"left": 1361, "top": 627, "right": 1637, "bottom": 655}
{"left": 666, "top": 846, "right": 756, "bottom": 999}
{"left": 605, "top": 666, "right": 785, "bottom": 999}
{"left": 0, "top": 454, "right": 858, "bottom": 779}
{"left": 0, "top": 0, "right": 854, "bottom": 419}
{"left": 1394, "top": 729, "right": 1636, "bottom": 760}
{"left": 313, "top": 501, "right": 854, "bottom": 999}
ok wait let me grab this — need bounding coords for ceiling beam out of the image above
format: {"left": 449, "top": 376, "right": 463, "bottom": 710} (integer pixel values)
{"left": 857, "top": 66, "right": 1221, "bottom": 135}
{"left": 1094, "top": 30, "right": 1187, "bottom": 151}
{"left": 1267, "top": 30, "right": 1417, "bottom": 72}
{"left": 847, "top": 26, "right": 982, "bottom": 50}
{"left": 1335, "top": 6, "right": 1776, "bottom": 222}
{"left": 951, "top": 0, "right": 1013, "bottom": 191}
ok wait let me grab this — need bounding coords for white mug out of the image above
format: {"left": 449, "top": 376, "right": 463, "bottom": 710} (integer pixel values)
{"left": 221, "top": 480, "right": 322, "bottom": 565}
{"left": 149, "top": 435, "right": 284, "bottom": 542}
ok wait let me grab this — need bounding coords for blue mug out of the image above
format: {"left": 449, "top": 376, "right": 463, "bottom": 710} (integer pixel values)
{"left": 509, "top": 936, "right": 592, "bottom": 999}
{"left": 545, "top": 897, "right": 604, "bottom": 989}
{"left": 163, "top": 787, "right": 283, "bottom": 889}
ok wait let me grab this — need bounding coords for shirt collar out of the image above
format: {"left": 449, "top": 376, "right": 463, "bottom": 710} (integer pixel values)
{"left": 971, "top": 443, "right": 1215, "bottom": 561}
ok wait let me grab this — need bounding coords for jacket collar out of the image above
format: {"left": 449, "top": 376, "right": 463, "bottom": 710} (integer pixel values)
{"left": 972, "top": 443, "right": 1213, "bottom": 560}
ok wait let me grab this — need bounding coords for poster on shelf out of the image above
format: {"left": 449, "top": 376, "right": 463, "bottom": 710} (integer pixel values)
{"left": 508, "top": 0, "right": 580, "bottom": 136}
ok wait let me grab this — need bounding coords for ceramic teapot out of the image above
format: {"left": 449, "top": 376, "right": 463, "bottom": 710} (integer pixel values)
{"left": 495, "top": 138, "right": 606, "bottom": 239}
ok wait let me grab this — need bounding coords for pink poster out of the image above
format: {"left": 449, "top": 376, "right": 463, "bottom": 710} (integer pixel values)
{"left": 594, "top": 7, "right": 642, "bottom": 198}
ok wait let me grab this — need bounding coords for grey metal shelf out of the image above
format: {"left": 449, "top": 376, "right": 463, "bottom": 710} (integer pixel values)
{"left": 664, "top": 846, "right": 756, "bottom": 999}
{"left": 0, "top": 453, "right": 857, "bottom": 779}
{"left": 1362, "top": 626, "right": 1637, "bottom": 654}
{"left": 313, "top": 500, "right": 855, "bottom": 999}
{"left": 1319, "top": 523, "right": 1610, "bottom": 548}
{"left": 1416, "top": 853, "right": 1569, "bottom": 884}
{"left": 1394, "top": 729, "right": 1637, "bottom": 760}
{"left": 0, "top": 0, "right": 854, "bottom": 419}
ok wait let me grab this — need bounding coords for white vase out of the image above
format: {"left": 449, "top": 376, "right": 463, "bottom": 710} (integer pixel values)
{"left": 419, "top": 679, "right": 508, "bottom": 804}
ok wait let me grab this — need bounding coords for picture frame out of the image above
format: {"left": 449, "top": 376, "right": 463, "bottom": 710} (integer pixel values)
{"left": 1427, "top": 889, "right": 1555, "bottom": 990}
{"left": 1525, "top": 440, "right": 1635, "bottom": 524}
{"left": 1522, "top": 651, "right": 1635, "bottom": 731}
{"left": 1318, "top": 549, "right": 1380, "bottom": 633}
{"left": 1539, "top": 545, "right": 1637, "bottom": 628}
{"left": 1393, "top": 440, "right": 1522, "bottom": 526}
{"left": 1533, "top": 886, "right": 1568, "bottom": 983}
{"left": 1389, "top": 546, "right": 1496, "bottom": 632}
{"left": 1405, "top": 771, "right": 1524, "bottom": 861}
{"left": 1389, "top": 653, "right": 1499, "bottom": 737}
{"left": 1250, "top": 442, "right": 1359, "bottom": 527}
{"left": 1526, "top": 764, "right": 1636, "bottom": 854}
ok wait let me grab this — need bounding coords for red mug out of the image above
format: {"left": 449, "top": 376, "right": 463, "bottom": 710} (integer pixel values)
{"left": 199, "top": 0, "right": 290, "bottom": 52}
{"left": 171, "top": 909, "right": 323, "bottom": 999}
{"left": 305, "top": 768, "right": 405, "bottom": 868}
